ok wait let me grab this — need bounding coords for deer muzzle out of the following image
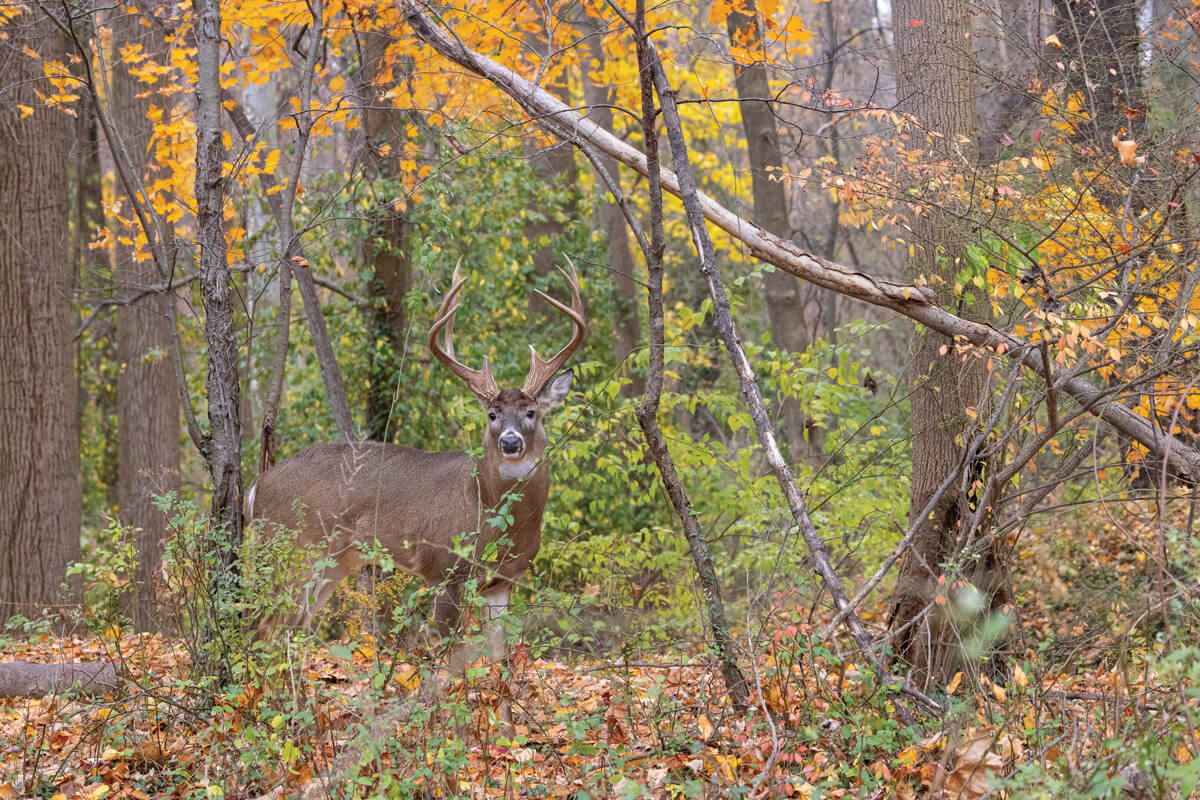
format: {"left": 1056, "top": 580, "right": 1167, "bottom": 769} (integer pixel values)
{"left": 498, "top": 430, "right": 525, "bottom": 457}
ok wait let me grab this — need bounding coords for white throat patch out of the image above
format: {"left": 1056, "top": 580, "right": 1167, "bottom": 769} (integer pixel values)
{"left": 497, "top": 458, "right": 536, "bottom": 481}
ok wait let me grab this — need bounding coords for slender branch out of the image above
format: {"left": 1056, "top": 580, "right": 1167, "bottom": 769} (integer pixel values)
{"left": 634, "top": 5, "right": 891, "bottom": 677}
{"left": 220, "top": 16, "right": 359, "bottom": 448}
{"left": 625, "top": 0, "right": 749, "bottom": 712}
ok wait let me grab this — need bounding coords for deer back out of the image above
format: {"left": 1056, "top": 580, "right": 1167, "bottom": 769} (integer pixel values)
{"left": 249, "top": 440, "right": 552, "bottom": 587}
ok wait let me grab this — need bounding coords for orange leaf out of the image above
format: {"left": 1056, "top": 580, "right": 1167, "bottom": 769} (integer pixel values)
{"left": 1112, "top": 134, "right": 1137, "bottom": 165}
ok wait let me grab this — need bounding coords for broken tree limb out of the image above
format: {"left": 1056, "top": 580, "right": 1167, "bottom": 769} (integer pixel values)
{"left": 396, "top": 0, "right": 1200, "bottom": 484}
{"left": 0, "top": 661, "right": 118, "bottom": 698}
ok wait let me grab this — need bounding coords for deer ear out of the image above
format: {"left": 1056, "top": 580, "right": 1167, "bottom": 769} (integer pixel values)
{"left": 538, "top": 370, "right": 574, "bottom": 411}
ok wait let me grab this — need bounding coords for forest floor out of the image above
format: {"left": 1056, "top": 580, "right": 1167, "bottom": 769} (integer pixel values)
{"left": 1, "top": 504, "right": 1196, "bottom": 798}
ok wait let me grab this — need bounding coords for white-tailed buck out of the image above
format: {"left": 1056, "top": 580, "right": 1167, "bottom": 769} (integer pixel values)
{"left": 247, "top": 260, "right": 585, "bottom": 665}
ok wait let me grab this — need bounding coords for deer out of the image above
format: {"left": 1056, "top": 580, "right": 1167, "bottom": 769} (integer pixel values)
{"left": 245, "top": 260, "right": 585, "bottom": 685}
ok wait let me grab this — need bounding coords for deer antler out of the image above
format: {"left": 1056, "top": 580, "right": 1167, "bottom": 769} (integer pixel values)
{"left": 429, "top": 260, "right": 501, "bottom": 403}
{"left": 522, "top": 256, "right": 587, "bottom": 397}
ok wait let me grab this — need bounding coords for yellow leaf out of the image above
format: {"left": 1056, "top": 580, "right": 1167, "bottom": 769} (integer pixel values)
{"left": 393, "top": 663, "right": 422, "bottom": 692}
{"left": 992, "top": 682, "right": 1007, "bottom": 702}
{"left": 716, "top": 753, "right": 739, "bottom": 782}
{"left": 17, "top": 104, "right": 32, "bottom": 118}
{"left": 697, "top": 714, "right": 715, "bottom": 741}
{"left": 1013, "top": 663, "right": 1028, "bottom": 688}
{"left": 946, "top": 671, "right": 963, "bottom": 694}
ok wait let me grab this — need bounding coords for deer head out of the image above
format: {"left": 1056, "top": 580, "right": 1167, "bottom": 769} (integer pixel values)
{"left": 427, "top": 258, "right": 585, "bottom": 484}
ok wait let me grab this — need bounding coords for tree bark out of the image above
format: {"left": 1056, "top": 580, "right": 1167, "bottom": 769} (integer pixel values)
{"left": 0, "top": 16, "right": 81, "bottom": 625}
{"left": 1052, "top": 0, "right": 1145, "bottom": 150}
{"left": 888, "top": 0, "right": 1005, "bottom": 688}
{"left": 194, "top": 0, "right": 244, "bottom": 547}
{"left": 111, "top": 6, "right": 181, "bottom": 630}
{"left": 726, "top": 2, "right": 823, "bottom": 463}
{"left": 359, "top": 29, "right": 413, "bottom": 443}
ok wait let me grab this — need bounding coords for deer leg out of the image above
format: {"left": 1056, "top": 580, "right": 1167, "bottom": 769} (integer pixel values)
{"left": 481, "top": 583, "right": 514, "bottom": 734}
{"left": 481, "top": 584, "right": 510, "bottom": 660}
{"left": 430, "top": 579, "right": 464, "bottom": 640}
{"left": 299, "top": 557, "right": 357, "bottom": 633}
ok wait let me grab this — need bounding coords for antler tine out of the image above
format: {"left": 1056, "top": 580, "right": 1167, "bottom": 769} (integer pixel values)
{"left": 522, "top": 257, "right": 587, "bottom": 397}
{"left": 428, "top": 262, "right": 500, "bottom": 403}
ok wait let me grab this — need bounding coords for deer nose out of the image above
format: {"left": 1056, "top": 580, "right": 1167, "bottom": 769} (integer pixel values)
{"left": 499, "top": 432, "right": 524, "bottom": 455}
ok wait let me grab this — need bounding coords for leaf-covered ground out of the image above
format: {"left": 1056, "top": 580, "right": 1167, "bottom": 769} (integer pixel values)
{"left": 2, "top": 504, "right": 1197, "bottom": 799}
{"left": 1, "top": 629, "right": 1191, "bottom": 797}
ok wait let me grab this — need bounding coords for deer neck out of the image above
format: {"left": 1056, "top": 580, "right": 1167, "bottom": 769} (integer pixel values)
{"left": 478, "top": 440, "right": 550, "bottom": 508}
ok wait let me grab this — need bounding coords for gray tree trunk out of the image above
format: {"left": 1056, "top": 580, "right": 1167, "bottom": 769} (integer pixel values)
{"left": 888, "top": 0, "right": 1004, "bottom": 688}
{"left": 194, "top": 0, "right": 244, "bottom": 546}
{"left": 580, "top": 12, "right": 643, "bottom": 396}
{"left": 0, "top": 16, "right": 81, "bottom": 625}
{"left": 111, "top": 7, "right": 180, "bottom": 630}
{"left": 726, "top": 3, "right": 824, "bottom": 464}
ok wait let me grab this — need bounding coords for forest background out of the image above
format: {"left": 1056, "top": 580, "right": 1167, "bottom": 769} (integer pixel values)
{"left": 2, "top": 0, "right": 1200, "bottom": 796}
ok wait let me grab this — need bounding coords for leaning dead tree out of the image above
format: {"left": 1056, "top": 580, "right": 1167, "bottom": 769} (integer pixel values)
{"left": 396, "top": 0, "right": 1200, "bottom": 486}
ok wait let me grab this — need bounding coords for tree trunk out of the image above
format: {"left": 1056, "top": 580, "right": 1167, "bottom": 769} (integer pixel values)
{"left": 726, "top": 3, "right": 823, "bottom": 464}
{"left": 579, "top": 13, "right": 643, "bottom": 396}
{"left": 888, "top": 0, "right": 1006, "bottom": 688}
{"left": 359, "top": 30, "right": 413, "bottom": 443}
{"left": 523, "top": 1, "right": 577, "bottom": 316}
{"left": 111, "top": 7, "right": 181, "bottom": 630}
{"left": 194, "top": 0, "right": 244, "bottom": 548}
{"left": 0, "top": 18, "right": 81, "bottom": 625}
{"left": 73, "top": 65, "right": 118, "bottom": 510}
{"left": 1052, "top": 0, "right": 1145, "bottom": 151}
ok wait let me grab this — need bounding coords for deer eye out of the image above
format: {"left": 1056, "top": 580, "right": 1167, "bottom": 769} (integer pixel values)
{"left": 526, "top": 409, "right": 536, "bottom": 419}
{"left": 488, "top": 412, "right": 497, "bottom": 421}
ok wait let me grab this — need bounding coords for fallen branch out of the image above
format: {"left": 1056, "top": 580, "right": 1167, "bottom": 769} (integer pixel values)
{"left": 396, "top": 0, "right": 1200, "bottom": 483}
